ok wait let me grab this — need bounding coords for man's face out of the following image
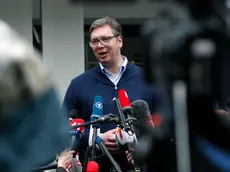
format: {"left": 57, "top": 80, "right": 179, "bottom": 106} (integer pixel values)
{"left": 90, "top": 25, "right": 123, "bottom": 66}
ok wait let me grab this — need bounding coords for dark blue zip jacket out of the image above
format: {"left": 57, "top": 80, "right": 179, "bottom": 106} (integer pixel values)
{"left": 63, "top": 62, "right": 162, "bottom": 149}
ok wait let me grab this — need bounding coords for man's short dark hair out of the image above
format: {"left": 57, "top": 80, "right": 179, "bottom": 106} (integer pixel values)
{"left": 89, "top": 17, "right": 123, "bottom": 37}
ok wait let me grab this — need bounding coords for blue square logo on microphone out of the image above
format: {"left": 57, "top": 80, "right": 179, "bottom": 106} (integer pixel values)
{"left": 92, "top": 95, "right": 103, "bottom": 118}
{"left": 95, "top": 102, "right": 103, "bottom": 109}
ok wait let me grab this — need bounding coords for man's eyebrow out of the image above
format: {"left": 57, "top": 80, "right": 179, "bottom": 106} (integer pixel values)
{"left": 90, "top": 37, "right": 98, "bottom": 40}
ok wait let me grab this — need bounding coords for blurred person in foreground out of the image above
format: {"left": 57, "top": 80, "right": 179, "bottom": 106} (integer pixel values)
{"left": 0, "top": 19, "right": 69, "bottom": 172}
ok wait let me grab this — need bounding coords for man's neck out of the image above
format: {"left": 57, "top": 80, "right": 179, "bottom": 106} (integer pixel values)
{"left": 105, "top": 56, "right": 124, "bottom": 76}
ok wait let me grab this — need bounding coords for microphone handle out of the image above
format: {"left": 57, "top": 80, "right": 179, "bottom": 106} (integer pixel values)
{"left": 82, "top": 147, "right": 92, "bottom": 172}
{"left": 96, "top": 137, "right": 122, "bottom": 172}
{"left": 69, "top": 157, "right": 82, "bottom": 172}
{"left": 69, "top": 135, "right": 79, "bottom": 151}
{"left": 91, "top": 127, "right": 98, "bottom": 158}
{"left": 70, "top": 115, "right": 118, "bottom": 130}
{"left": 127, "top": 114, "right": 136, "bottom": 133}
{"left": 127, "top": 143, "right": 135, "bottom": 166}
{"left": 31, "top": 164, "right": 57, "bottom": 171}
{"left": 70, "top": 120, "right": 98, "bottom": 130}
{"left": 115, "top": 98, "right": 137, "bottom": 166}
{"left": 115, "top": 98, "right": 129, "bottom": 130}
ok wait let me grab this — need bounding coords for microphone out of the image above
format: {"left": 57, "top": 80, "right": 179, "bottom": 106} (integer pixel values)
{"left": 124, "top": 99, "right": 156, "bottom": 166}
{"left": 95, "top": 137, "right": 122, "bottom": 172}
{"left": 33, "top": 130, "right": 85, "bottom": 172}
{"left": 131, "top": 99, "right": 165, "bottom": 135}
{"left": 118, "top": 89, "right": 134, "bottom": 117}
{"left": 97, "top": 113, "right": 119, "bottom": 124}
{"left": 67, "top": 118, "right": 85, "bottom": 172}
{"left": 32, "top": 151, "right": 83, "bottom": 172}
{"left": 84, "top": 97, "right": 122, "bottom": 172}
{"left": 116, "top": 127, "right": 135, "bottom": 147}
{"left": 91, "top": 96, "right": 103, "bottom": 128}
{"left": 118, "top": 89, "right": 137, "bottom": 132}
{"left": 115, "top": 90, "right": 138, "bottom": 167}
{"left": 70, "top": 113, "right": 119, "bottom": 130}
{"left": 131, "top": 100, "right": 172, "bottom": 168}
{"left": 31, "top": 164, "right": 57, "bottom": 171}
{"left": 32, "top": 148, "right": 83, "bottom": 172}
{"left": 69, "top": 118, "right": 85, "bottom": 151}
{"left": 131, "top": 99, "right": 155, "bottom": 137}
{"left": 66, "top": 153, "right": 82, "bottom": 172}
{"left": 69, "top": 109, "right": 79, "bottom": 120}
{"left": 89, "top": 95, "right": 103, "bottom": 158}
{"left": 86, "top": 161, "right": 99, "bottom": 172}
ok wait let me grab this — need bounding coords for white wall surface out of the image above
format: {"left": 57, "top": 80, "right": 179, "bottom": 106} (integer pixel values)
{"left": 33, "top": 0, "right": 184, "bottom": 20}
{"left": 83, "top": 1, "right": 184, "bottom": 19}
{"left": 41, "top": 0, "right": 85, "bottom": 101}
{"left": 0, "top": 0, "right": 32, "bottom": 44}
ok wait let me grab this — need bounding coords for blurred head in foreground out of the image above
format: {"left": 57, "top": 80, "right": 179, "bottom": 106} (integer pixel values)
{"left": 0, "top": 19, "right": 69, "bottom": 172}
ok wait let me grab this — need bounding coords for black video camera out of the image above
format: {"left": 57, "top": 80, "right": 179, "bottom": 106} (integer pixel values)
{"left": 141, "top": 0, "right": 230, "bottom": 171}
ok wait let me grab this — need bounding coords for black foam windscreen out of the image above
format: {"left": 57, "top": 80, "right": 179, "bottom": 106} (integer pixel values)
{"left": 69, "top": 109, "right": 79, "bottom": 119}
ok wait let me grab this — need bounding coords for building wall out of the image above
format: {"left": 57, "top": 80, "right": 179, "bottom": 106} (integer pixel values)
{"left": 41, "top": 0, "right": 85, "bottom": 101}
{"left": 0, "top": 0, "right": 32, "bottom": 43}
{"left": 1, "top": 0, "right": 185, "bottom": 101}
{"left": 33, "top": 0, "right": 184, "bottom": 20}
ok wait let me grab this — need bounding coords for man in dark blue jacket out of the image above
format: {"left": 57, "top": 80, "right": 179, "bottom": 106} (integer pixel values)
{"left": 63, "top": 17, "right": 162, "bottom": 172}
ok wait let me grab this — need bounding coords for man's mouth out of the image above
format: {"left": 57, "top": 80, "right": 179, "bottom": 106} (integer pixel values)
{"left": 98, "top": 52, "right": 108, "bottom": 57}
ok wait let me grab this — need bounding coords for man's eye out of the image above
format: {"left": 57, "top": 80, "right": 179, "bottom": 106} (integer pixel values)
{"left": 91, "top": 40, "right": 98, "bottom": 44}
{"left": 101, "top": 37, "right": 110, "bottom": 42}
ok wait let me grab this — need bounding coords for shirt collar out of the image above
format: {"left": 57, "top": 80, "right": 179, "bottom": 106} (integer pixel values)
{"left": 99, "top": 56, "right": 128, "bottom": 74}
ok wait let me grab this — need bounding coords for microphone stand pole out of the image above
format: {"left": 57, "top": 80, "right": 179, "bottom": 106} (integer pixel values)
{"left": 173, "top": 81, "right": 191, "bottom": 172}
{"left": 96, "top": 136, "right": 122, "bottom": 172}
{"left": 114, "top": 98, "right": 136, "bottom": 167}
{"left": 82, "top": 146, "right": 92, "bottom": 172}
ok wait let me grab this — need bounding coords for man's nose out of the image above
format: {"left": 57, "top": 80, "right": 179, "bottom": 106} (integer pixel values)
{"left": 97, "top": 41, "right": 104, "bottom": 48}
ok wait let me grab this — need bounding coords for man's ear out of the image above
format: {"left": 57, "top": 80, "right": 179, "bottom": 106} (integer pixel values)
{"left": 117, "top": 36, "right": 123, "bottom": 48}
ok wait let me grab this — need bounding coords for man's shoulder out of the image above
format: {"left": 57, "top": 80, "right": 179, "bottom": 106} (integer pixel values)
{"left": 126, "top": 62, "right": 143, "bottom": 73}
{"left": 130, "top": 63, "right": 146, "bottom": 78}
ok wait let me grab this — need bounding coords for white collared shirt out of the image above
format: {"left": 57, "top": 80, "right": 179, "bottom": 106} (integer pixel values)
{"left": 88, "top": 57, "right": 128, "bottom": 146}
{"left": 99, "top": 56, "right": 128, "bottom": 86}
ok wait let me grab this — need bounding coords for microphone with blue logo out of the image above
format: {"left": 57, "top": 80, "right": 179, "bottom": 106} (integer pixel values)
{"left": 83, "top": 96, "right": 122, "bottom": 172}
{"left": 90, "top": 95, "right": 103, "bottom": 158}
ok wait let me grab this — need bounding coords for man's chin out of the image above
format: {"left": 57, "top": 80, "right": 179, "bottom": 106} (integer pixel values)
{"left": 99, "top": 59, "right": 110, "bottom": 66}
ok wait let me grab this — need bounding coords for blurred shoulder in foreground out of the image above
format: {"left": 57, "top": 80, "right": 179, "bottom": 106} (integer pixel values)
{"left": 0, "top": 19, "right": 69, "bottom": 172}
